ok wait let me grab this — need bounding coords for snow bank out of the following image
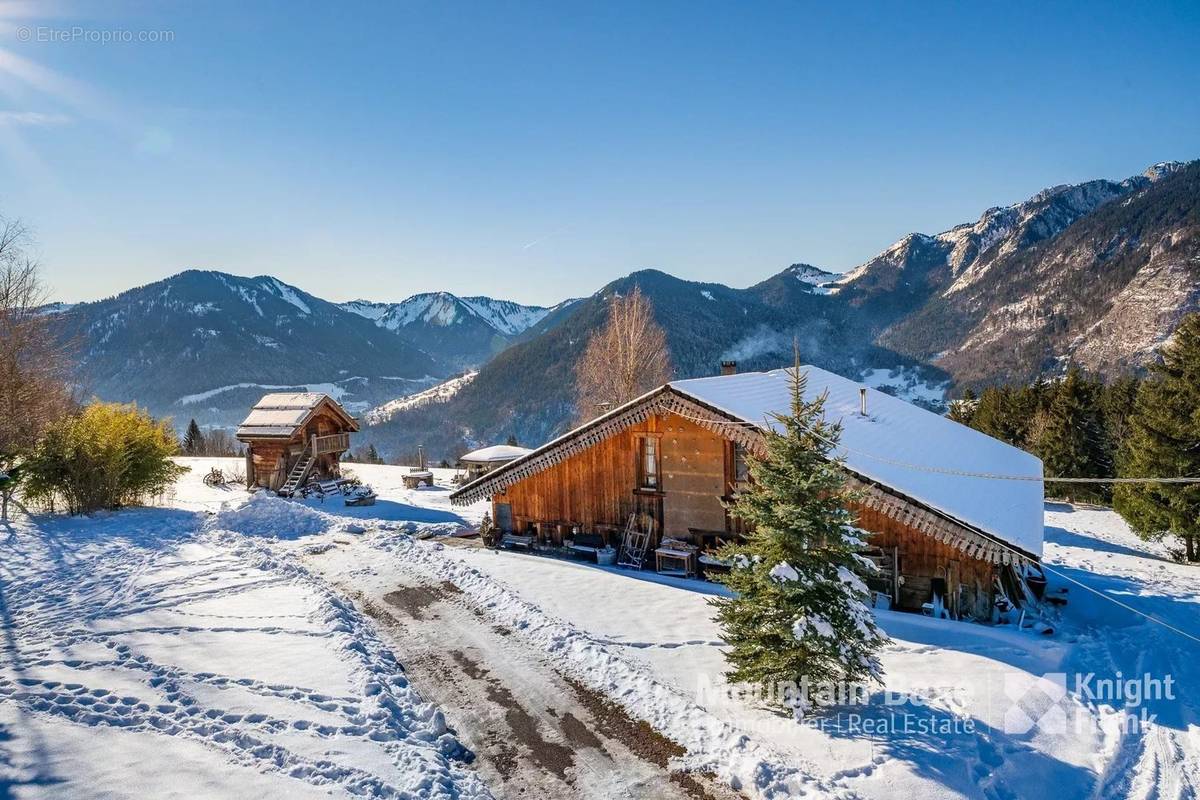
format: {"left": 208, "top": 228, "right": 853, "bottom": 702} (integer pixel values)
{"left": 209, "top": 492, "right": 335, "bottom": 538}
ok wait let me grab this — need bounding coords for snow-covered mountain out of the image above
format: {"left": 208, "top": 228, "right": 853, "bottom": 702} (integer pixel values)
{"left": 53, "top": 271, "right": 448, "bottom": 429}
{"left": 49, "top": 159, "right": 1199, "bottom": 453}
{"left": 833, "top": 162, "right": 1190, "bottom": 325}
{"left": 341, "top": 292, "right": 546, "bottom": 334}
{"left": 365, "top": 371, "right": 478, "bottom": 425}
{"left": 340, "top": 292, "right": 554, "bottom": 368}
{"left": 365, "top": 266, "right": 935, "bottom": 458}
{"left": 50, "top": 272, "right": 576, "bottom": 431}
{"left": 780, "top": 262, "right": 838, "bottom": 289}
{"left": 862, "top": 160, "right": 1200, "bottom": 384}
{"left": 367, "top": 159, "right": 1199, "bottom": 459}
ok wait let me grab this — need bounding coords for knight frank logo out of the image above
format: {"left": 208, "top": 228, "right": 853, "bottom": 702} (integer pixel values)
{"left": 1003, "top": 672, "right": 1068, "bottom": 734}
{"left": 1003, "top": 671, "right": 1174, "bottom": 736}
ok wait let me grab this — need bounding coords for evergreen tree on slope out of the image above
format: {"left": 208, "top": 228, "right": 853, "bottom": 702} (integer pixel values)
{"left": 182, "top": 419, "right": 204, "bottom": 456}
{"left": 947, "top": 387, "right": 978, "bottom": 426}
{"left": 1036, "top": 368, "right": 1109, "bottom": 503}
{"left": 1114, "top": 314, "right": 1200, "bottom": 563}
{"left": 710, "top": 368, "right": 886, "bottom": 718}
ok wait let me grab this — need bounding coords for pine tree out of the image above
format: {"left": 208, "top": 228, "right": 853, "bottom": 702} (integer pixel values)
{"left": 710, "top": 368, "right": 886, "bottom": 718}
{"left": 971, "top": 386, "right": 1029, "bottom": 446}
{"left": 947, "top": 387, "right": 978, "bottom": 426}
{"left": 1114, "top": 314, "right": 1200, "bottom": 562}
{"left": 1100, "top": 375, "right": 1140, "bottom": 460}
{"left": 1035, "top": 368, "right": 1109, "bottom": 503}
{"left": 365, "top": 443, "right": 382, "bottom": 464}
{"left": 182, "top": 419, "right": 205, "bottom": 456}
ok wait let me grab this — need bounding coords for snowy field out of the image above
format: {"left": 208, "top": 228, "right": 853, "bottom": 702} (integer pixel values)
{"left": 1, "top": 459, "right": 1196, "bottom": 799}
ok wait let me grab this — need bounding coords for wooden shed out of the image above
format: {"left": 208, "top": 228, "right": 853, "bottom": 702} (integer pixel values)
{"left": 458, "top": 444, "right": 533, "bottom": 481}
{"left": 235, "top": 393, "right": 359, "bottom": 495}
{"left": 451, "top": 366, "right": 1045, "bottom": 621}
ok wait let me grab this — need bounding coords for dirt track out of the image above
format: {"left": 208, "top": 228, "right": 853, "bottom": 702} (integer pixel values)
{"left": 311, "top": 553, "right": 731, "bottom": 799}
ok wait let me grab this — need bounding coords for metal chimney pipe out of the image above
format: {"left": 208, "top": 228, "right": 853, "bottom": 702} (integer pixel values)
{"left": 859, "top": 388, "right": 868, "bottom": 416}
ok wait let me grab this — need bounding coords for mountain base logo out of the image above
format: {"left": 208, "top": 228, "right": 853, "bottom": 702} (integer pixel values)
{"left": 1002, "top": 671, "right": 1176, "bottom": 735}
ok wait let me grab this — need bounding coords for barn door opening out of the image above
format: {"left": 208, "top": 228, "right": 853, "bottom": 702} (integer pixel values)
{"left": 495, "top": 502, "right": 514, "bottom": 533}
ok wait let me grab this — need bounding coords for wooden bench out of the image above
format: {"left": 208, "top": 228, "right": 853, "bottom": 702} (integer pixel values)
{"left": 655, "top": 538, "right": 698, "bottom": 577}
{"left": 567, "top": 532, "right": 607, "bottom": 561}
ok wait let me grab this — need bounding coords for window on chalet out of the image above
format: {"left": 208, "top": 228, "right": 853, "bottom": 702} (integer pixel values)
{"left": 732, "top": 443, "right": 750, "bottom": 487}
{"left": 638, "top": 436, "right": 660, "bottom": 490}
{"left": 726, "top": 441, "right": 751, "bottom": 496}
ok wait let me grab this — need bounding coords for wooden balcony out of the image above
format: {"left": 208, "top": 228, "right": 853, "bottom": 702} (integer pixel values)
{"left": 312, "top": 432, "right": 350, "bottom": 455}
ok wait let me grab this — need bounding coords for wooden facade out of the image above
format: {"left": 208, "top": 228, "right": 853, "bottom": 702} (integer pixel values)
{"left": 497, "top": 414, "right": 730, "bottom": 540}
{"left": 453, "top": 385, "right": 1040, "bottom": 621}
{"left": 853, "top": 504, "right": 995, "bottom": 619}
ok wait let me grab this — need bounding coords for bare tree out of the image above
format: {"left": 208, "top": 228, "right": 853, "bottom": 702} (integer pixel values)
{"left": 574, "top": 287, "right": 672, "bottom": 422}
{"left": 200, "top": 428, "right": 242, "bottom": 457}
{"left": 0, "top": 220, "right": 73, "bottom": 519}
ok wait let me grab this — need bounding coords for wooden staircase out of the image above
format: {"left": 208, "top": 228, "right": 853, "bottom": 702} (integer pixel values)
{"left": 316, "top": 479, "right": 342, "bottom": 496}
{"left": 278, "top": 447, "right": 315, "bottom": 497}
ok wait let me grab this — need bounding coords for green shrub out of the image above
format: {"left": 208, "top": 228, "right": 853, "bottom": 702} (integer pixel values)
{"left": 24, "top": 401, "right": 188, "bottom": 514}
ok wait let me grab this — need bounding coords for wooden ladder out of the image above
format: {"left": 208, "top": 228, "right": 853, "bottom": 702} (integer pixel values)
{"left": 617, "top": 513, "right": 654, "bottom": 570}
{"left": 278, "top": 447, "right": 315, "bottom": 497}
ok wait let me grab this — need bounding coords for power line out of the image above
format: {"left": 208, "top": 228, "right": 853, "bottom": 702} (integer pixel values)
{"left": 667, "top": 409, "right": 1200, "bottom": 485}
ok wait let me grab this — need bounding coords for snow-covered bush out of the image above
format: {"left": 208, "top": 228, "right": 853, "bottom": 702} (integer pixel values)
{"left": 709, "top": 368, "right": 887, "bottom": 718}
{"left": 22, "top": 401, "right": 187, "bottom": 514}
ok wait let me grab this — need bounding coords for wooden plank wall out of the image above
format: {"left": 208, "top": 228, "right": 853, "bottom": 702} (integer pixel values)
{"left": 496, "top": 412, "right": 729, "bottom": 539}
{"left": 497, "top": 417, "right": 652, "bottom": 531}
{"left": 249, "top": 442, "right": 289, "bottom": 491}
{"left": 854, "top": 504, "right": 995, "bottom": 617}
{"left": 660, "top": 415, "right": 727, "bottom": 537}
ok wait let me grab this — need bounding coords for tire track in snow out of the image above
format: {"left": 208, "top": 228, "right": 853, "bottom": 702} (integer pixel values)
{"left": 364, "top": 531, "right": 857, "bottom": 800}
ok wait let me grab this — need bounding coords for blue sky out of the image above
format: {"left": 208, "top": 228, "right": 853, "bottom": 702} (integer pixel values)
{"left": 2, "top": 1, "right": 1197, "bottom": 306}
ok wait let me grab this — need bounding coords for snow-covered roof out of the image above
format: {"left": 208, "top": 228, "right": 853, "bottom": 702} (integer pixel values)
{"left": 252, "top": 392, "right": 329, "bottom": 410}
{"left": 236, "top": 392, "right": 358, "bottom": 440}
{"left": 670, "top": 368, "right": 1044, "bottom": 557}
{"left": 459, "top": 444, "right": 533, "bottom": 464}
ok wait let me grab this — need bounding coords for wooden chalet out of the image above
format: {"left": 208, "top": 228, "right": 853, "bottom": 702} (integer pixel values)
{"left": 236, "top": 393, "right": 359, "bottom": 495}
{"left": 451, "top": 365, "right": 1045, "bottom": 620}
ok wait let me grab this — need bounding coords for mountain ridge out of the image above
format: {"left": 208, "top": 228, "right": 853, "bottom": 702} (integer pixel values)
{"left": 47, "top": 158, "right": 1200, "bottom": 458}
{"left": 49, "top": 270, "right": 553, "bottom": 430}
{"left": 338, "top": 291, "right": 565, "bottom": 368}
{"left": 365, "top": 158, "right": 1200, "bottom": 457}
